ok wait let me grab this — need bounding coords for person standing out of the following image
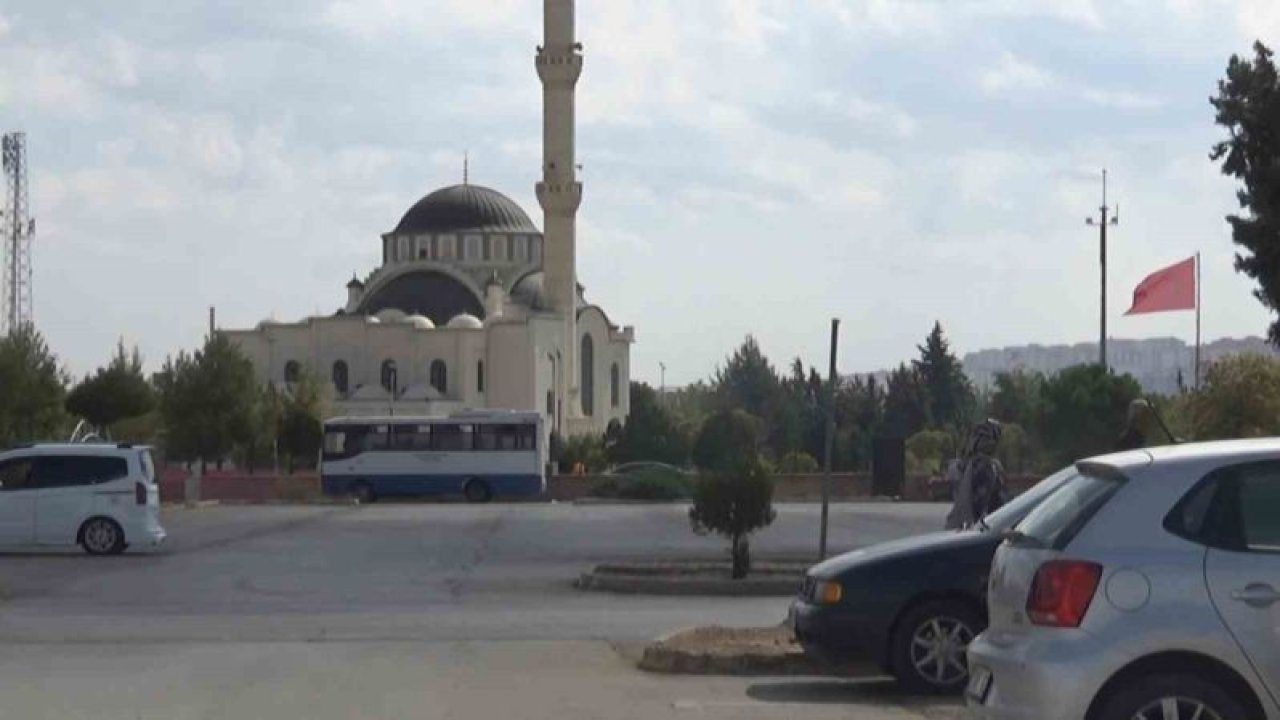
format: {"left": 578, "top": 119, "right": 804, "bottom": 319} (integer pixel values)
{"left": 945, "top": 420, "right": 1007, "bottom": 530}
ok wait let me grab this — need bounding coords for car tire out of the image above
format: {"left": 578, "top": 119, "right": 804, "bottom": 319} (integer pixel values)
{"left": 463, "top": 478, "right": 493, "bottom": 504}
{"left": 80, "top": 517, "right": 126, "bottom": 556}
{"left": 352, "top": 481, "right": 376, "bottom": 504}
{"left": 1096, "top": 673, "right": 1247, "bottom": 720}
{"left": 890, "top": 599, "right": 983, "bottom": 695}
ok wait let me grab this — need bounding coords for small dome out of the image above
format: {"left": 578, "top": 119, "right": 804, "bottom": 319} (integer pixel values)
{"left": 446, "top": 313, "right": 484, "bottom": 329}
{"left": 376, "top": 308, "right": 406, "bottom": 322}
{"left": 400, "top": 383, "right": 444, "bottom": 402}
{"left": 394, "top": 184, "right": 540, "bottom": 235}
{"left": 510, "top": 271, "right": 547, "bottom": 309}
{"left": 256, "top": 318, "right": 277, "bottom": 330}
{"left": 404, "top": 314, "right": 435, "bottom": 329}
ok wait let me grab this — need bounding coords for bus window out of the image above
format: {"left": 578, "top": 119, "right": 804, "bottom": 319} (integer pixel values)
{"left": 517, "top": 424, "right": 537, "bottom": 450}
{"left": 476, "top": 425, "right": 520, "bottom": 451}
{"left": 363, "top": 425, "right": 391, "bottom": 451}
{"left": 323, "top": 426, "right": 366, "bottom": 460}
{"left": 394, "top": 424, "right": 432, "bottom": 451}
{"left": 432, "top": 423, "right": 473, "bottom": 451}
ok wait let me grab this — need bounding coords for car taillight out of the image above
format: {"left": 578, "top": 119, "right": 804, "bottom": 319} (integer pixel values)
{"left": 135, "top": 482, "right": 147, "bottom": 505}
{"left": 1026, "top": 560, "right": 1102, "bottom": 628}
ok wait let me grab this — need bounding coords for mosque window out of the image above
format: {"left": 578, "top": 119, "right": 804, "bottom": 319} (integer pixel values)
{"left": 465, "top": 235, "right": 482, "bottom": 262}
{"left": 430, "top": 360, "right": 448, "bottom": 394}
{"left": 439, "top": 235, "right": 456, "bottom": 260}
{"left": 397, "top": 236, "right": 410, "bottom": 262}
{"left": 477, "top": 360, "right": 485, "bottom": 394}
{"left": 381, "top": 360, "right": 398, "bottom": 394}
{"left": 417, "top": 235, "right": 430, "bottom": 260}
{"left": 611, "top": 363, "right": 620, "bottom": 408}
{"left": 284, "top": 361, "right": 300, "bottom": 385}
{"left": 580, "top": 334, "right": 595, "bottom": 417}
{"left": 491, "top": 235, "right": 507, "bottom": 262}
{"left": 332, "top": 361, "right": 349, "bottom": 395}
{"left": 514, "top": 236, "right": 529, "bottom": 262}
{"left": 531, "top": 237, "right": 542, "bottom": 263}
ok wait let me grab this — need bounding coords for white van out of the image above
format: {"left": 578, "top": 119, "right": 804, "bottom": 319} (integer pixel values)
{"left": 0, "top": 443, "right": 166, "bottom": 555}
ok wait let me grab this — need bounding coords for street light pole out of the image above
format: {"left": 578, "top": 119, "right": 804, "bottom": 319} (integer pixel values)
{"left": 659, "top": 362, "right": 667, "bottom": 406}
{"left": 819, "top": 318, "right": 840, "bottom": 561}
{"left": 1086, "top": 169, "right": 1119, "bottom": 370}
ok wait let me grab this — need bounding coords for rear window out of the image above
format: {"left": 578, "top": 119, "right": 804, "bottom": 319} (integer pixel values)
{"left": 139, "top": 450, "right": 156, "bottom": 483}
{"left": 1015, "top": 469, "right": 1121, "bottom": 549}
{"left": 36, "top": 455, "right": 130, "bottom": 488}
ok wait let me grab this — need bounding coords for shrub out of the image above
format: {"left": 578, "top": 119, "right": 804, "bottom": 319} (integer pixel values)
{"left": 618, "top": 467, "right": 691, "bottom": 500}
{"left": 559, "top": 433, "right": 608, "bottom": 473}
{"left": 689, "top": 457, "right": 776, "bottom": 579}
{"left": 692, "top": 409, "right": 763, "bottom": 473}
{"left": 776, "top": 450, "right": 819, "bottom": 474}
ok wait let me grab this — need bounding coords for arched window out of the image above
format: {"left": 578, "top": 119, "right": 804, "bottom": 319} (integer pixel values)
{"left": 610, "top": 363, "right": 620, "bottom": 408}
{"left": 381, "top": 360, "right": 398, "bottom": 394}
{"left": 430, "top": 360, "right": 447, "bottom": 394}
{"left": 284, "top": 361, "right": 300, "bottom": 385}
{"left": 580, "top": 334, "right": 595, "bottom": 417}
{"left": 332, "top": 361, "right": 349, "bottom": 395}
{"left": 477, "top": 360, "right": 485, "bottom": 394}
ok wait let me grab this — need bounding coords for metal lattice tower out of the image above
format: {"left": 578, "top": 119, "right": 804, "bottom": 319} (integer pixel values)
{"left": 2, "top": 132, "right": 34, "bottom": 335}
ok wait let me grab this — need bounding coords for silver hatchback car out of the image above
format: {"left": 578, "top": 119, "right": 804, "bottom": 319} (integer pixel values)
{"left": 967, "top": 439, "right": 1280, "bottom": 720}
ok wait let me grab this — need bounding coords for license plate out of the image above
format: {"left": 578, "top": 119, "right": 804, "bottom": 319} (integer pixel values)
{"left": 966, "top": 666, "right": 992, "bottom": 703}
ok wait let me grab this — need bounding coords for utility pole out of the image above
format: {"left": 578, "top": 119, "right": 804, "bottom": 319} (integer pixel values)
{"left": 659, "top": 362, "right": 666, "bottom": 406}
{"left": 819, "top": 318, "right": 839, "bottom": 561}
{"left": 1, "top": 132, "right": 34, "bottom": 335}
{"left": 1086, "top": 169, "right": 1119, "bottom": 370}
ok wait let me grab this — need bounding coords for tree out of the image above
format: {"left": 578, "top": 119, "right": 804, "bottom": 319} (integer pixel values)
{"left": 1211, "top": 42, "right": 1280, "bottom": 344}
{"left": 834, "top": 374, "right": 883, "bottom": 471}
{"left": 1192, "top": 354, "right": 1280, "bottom": 439}
{"left": 777, "top": 450, "right": 819, "bottom": 473}
{"left": 65, "top": 341, "right": 155, "bottom": 436}
{"left": 711, "top": 336, "right": 780, "bottom": 421}
{"left": 989, "top": 370, "right": 1045, "bottom": 429}
{"left": 905, "top": 429, "right": 956, "bottom": 474}
{"left": 608, "top": 382, "right": 690, "bottom": 466}
{"left": 689, "top": 410, "right": 776, "bottom": 579}
{"left": 1039, "top": 365, "right": 1142, "bottom": 466}
{"left": 0, "top": 325, "right": 69, "bottom": 446}
{"left": 559, "top": 433, "right": 607, "bottom": 473}
{"left": 882, "top": 364, "right": 931, "bottom": 439}
{"left": 279, "top": 368, "right": 330, "bottom": 473}
{"left": 156, "top": 333, "right": 259, "bottom": 467}
{"left": 692, "top": 409, "right": 763, "bottom": 473}
{"left": 913, "top": 322, "right": 974, "bottom": 430}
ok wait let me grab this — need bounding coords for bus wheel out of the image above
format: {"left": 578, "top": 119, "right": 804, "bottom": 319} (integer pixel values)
{"left": 464, "top": 479, "right": 493, "bottom": 504}
{"left": 352, "top": 481, "right": 376, "bottom": 504}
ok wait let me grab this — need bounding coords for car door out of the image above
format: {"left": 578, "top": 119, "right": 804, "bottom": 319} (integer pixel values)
{"left": 33, "top": 455, "right": 101, "bottom": 545}
{"left": 0, "top": 457, "right": 37, "bottom": 545}
{"left": 1204, "top": 461, "right": 1280, "bottom": 705}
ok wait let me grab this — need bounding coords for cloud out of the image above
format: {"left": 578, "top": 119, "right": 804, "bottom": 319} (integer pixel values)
{"left": 980, "top": 52, "right": 1054, "bottom": 94}
{"left": 1238, "top": 0, "right": 1280, "bottom": 45}
{"left": 1080, "top": 88, "right": 1165, "bottom": 110}
{"left": 0, "top": 12, "right": 10, "bottom": 39}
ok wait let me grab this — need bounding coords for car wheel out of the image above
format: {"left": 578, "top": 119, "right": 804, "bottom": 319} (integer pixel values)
{"left": 352, "top": 481, "right": 376, "bottom": 504}
{"left": 463, "top": 478, "right": 493, "bottom": 504}
{"left": 891, "top": 599, "right": 982, "bottom": 695}
{"left": 81, "top": 518, "right": 126, "bottom": 556}
{"left": 1097, "top": 673, "right": 1245, "bottom": 720}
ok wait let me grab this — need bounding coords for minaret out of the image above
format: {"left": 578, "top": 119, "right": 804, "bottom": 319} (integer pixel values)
{"left": 536, "top": 0, "right": 584, "bottom": 417}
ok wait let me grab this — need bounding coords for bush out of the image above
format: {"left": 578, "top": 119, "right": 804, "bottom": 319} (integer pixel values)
{"left": 905, "top": 429, "right": 955, "bottom": 474}
{"left": 689, "top": 457, "right": 776, "bottom": 579}
{"left": 588, "top": 467, "right": 692, "bottom": 500}
{"left": 559, "top": 433, "right": 607, "bottom": 473}
{"left": 692, "top": 409, "right": 763, "bottom": 473}
{"left": 776, "top": 450, "right": 819, "bottom": 474}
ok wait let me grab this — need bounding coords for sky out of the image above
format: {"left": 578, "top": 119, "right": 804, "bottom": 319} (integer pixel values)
{"left": 2, "top": 0, "right": 1279, "bottom": 385}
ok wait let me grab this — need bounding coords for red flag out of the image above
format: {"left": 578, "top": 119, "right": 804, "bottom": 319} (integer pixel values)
{"left": 1125, "top": 256, "right": 1196, "bottom": 315}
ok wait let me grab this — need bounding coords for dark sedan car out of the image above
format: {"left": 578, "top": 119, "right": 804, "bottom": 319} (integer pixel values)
{"left": 790, "top": 467, "right": 1072, "bottom": 694}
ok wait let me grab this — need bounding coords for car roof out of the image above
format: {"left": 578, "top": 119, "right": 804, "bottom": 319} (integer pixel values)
{"left": 1082, "top": 437, "right": 1280, "bottom": 475}
{"left": 1, "top": 443, "right": 145, "bottom": 457}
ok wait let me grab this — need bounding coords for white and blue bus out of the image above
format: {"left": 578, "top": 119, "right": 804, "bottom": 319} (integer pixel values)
{"left": 321, "top": 410, "right": 546, "bottom": 503}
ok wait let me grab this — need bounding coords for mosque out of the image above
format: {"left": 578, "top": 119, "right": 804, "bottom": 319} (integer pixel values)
{"left": 224, "top": 0, "right": 632, "bottom": 439}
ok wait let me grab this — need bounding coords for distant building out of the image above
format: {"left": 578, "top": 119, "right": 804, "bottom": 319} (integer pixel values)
{"left": 962, "top": 337, "right": 1277, "bottom": 394}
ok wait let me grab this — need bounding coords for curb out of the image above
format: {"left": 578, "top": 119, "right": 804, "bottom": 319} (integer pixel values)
{"left": 577, "top": 570, "right": 801, "bottom": 597}
{"left": 638, "top": 644, "right": 827, "bottom": 675}
{"left": 570, "top": 498, "right": 688, "bottom": 506}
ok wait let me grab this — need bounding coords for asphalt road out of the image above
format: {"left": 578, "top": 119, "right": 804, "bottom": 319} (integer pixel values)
{"left": 0, "top": 502, "right": 960, "bottom": 719}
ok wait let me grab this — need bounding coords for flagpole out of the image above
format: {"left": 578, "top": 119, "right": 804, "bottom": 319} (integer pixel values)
{"left": 1195, "top": 252, "right": 1202, "bottom": 390}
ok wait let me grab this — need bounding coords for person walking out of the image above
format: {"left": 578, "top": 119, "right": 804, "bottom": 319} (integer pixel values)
{"left": 945, "top": 420, "right": 1007, "bottom": 530}
{"left": 1115, "top": 399, "right": 1153, "bottom": 451}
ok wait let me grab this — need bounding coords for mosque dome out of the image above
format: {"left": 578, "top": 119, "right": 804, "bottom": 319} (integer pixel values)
{"left": 404, "top": 314, "right": 435, "bottom": 329}
{"left": 375, "top": 308, "right": 406, "bottom": 323}
{"left": 510, "top": 270, "right": 547, "bottom": 309}
{"left": 358, "top": 269, "right": 485, "bottom": 326}
{"left": 446, "top": 313, "right": 484, "bottom": 330}
{"left": 394, "top": 184, "right": 539, "bottom": 235}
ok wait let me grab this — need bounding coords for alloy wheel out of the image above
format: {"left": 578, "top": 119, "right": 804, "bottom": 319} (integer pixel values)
{"left": 909, "top": 615, "right": 974, "bottom": 687}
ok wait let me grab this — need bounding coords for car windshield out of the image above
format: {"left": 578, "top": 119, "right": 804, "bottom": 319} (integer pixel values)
{"left": 982, "top": 466, "right": 1080, "bottom": 532}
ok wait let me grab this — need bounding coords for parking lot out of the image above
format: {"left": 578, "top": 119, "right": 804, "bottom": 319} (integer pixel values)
{"left": 0, "top": 502, "right": 962, "bottom": 719}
